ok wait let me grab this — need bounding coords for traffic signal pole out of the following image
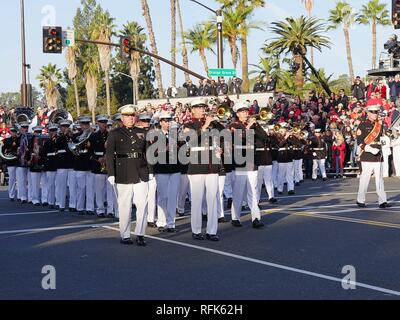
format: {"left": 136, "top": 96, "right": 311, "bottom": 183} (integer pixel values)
{"left": 20, "top": 0, "right": 28, "bottom": 107}
{"left": 76, "top": 38, "right": 208, "bottom": 81}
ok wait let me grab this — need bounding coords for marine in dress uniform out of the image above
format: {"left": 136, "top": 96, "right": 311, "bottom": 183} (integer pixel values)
{"left": 40, "top": 124, "right": 59, "bottom": 207}
{"left": 87, "top": 115, "right": 109, "bottom": 217}
{"left": 55, "top": 120, "right": 75, "bottom": 211}
{"left": 310, "top": 129, "right": 328, "bottom": 181}
{"left": 16, "top": 122, "right": 30, "bottom": 203}
{"left": 356, "top": 105, "right": 391, "bottom": 208}
{"left": 276, "top": 123, "right": 295, "bottom": 195}
{"left": 183, "top": 97, "right": 222, "bottom": 241}
{"left": 106, "top": 105, "right": 150, "bottom": 246}
{"left": 2, "top": 127, "right": 19, "bottom": 201}
{"left": 229, "top": 100, "right": 266, "bottom": 228}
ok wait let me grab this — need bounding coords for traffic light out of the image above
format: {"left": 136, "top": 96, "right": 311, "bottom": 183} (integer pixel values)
{"left": 120, "top": 36, "right": 132, "bottom": 61}
{"left": 43, "top": 27, "right": 63, "bottom": 54}
{"left": 392, "top": 0, "right": 400, "bottom": 29}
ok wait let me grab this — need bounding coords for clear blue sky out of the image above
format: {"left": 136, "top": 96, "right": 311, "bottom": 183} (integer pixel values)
{"left": 0, "top": 0, "right": 395, "bottom": 95}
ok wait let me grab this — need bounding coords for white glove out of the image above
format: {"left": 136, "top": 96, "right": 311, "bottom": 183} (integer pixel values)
{"left": 365, "top": 145, "right": 379, "bottom": 155}
{"left": 149, "top": 174, "right": 154, "bottom": 180}
{"left": 107, "top": 176, "right": 115, "bottom": 186}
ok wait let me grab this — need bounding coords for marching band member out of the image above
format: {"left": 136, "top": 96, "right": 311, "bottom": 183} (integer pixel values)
{"left": 87, "top": 115, "right": 109, "bottom": 217}
{"left": 356, "top": 105, "right": 390, "bottom": 208}
{"left": 2, "top": 127, "right": 19, "bottom": 201}
{"left": 27, "top": 127, "right": 44, "bottom": 206}
{"left": 311, "top": 128, "right": 328, "bottom": 181}
{"left": 229, "top": 100, "right": 266, "bottom": 228}
{"left": 41, "top": 124, "right": 59, "bottom": 208}
{"left": 16, "top": 121, "right": 30, "bottom": 203}
{"left": 183, "top": 97, "right": 222, "bottom": 241}
{"left": 106, "top": 105, "right": 150, "bottom": 246}
{"left": 276, "top": 123, "right": 295, "bottom": 195}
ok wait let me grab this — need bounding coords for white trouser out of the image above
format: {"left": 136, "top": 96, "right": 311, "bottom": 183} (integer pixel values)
{"left": 94, "top": 174, "right": 107, "bottom": 214}
{"left": 86, "top": 173, "right": 96, "bottom": 212}
{"left": 272, "top": 161, "right": 279, "bottom": 187}
{"left": 277, "top": 162, "right": 294, "bottom": 192}
{"left": 256, "top": 165, "right": 274, "bottom": 201}
{"left": 177, "top": 174, "right": 190, "bottom": 214}
{"left": 16, "top": 167, "right": 28, "bottom": 201}
{"left": 156, "top": 173, "right": 181, "bottom": 228}
{"left": 147, "top": 176, "right": 157, "bottom": 223}
{"left": 223, "top": 171, "right": 234, "bottom": 199}
{"left": 357, "top": 161, "right": 387, "bottom": 205}
{"left": 75, "top": 171, "right": 90, "bottom": 211}
{"left": 55, "top": 169, "right": 69, "bottom": 209}
{"left": 188, "top": 174, "right": 219, "bottom": 235}
{"left": 217, "top": 175, "right": 226, "bottom": 218}
{"left": 294, "top": 159, "right": 303, "bottom": 183}
{"left": 30, "top": 172, "right": 41, "bottom": 204}
{"left": 107, "top": 180, "right": 119, "bottom": 217}
{"left": 68, "top": 170, "right": 77, "bottom": 209}
{"left": 382, "top": 154, "right": 389, "bottom": 178}
{"left": 46, "top": 171, "right": 57, "bottom": 205}
{"left": 393, "top": 148, "right": 400, "bottom": 176}
{"left": 116, "top": 181, "right": 149, "bottom": 239}
{"left": 27, "top": 171, "right": 32, "bottom": 202}
{"left": 40, "top": 172, "right": 48, "bottom": 204}
{"left": 312, "top": 159, "right": 327, "bottom": 179}
{"left": 231, "top": 170, "right": 260, "bottom": 222}
{"left": 7, "top": 166, "right": 17, "bottom": 199}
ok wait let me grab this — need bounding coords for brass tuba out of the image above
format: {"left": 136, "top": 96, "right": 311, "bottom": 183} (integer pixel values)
{"left": 68, "top": 129, "right": 92, "bottom": 156}
{"left": 0, "top": 141, "right": 18, "bottom": 161}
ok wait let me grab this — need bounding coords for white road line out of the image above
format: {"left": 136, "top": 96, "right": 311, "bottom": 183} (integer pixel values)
{"left": 103, "top": 225, "right": 400, "bottom": 297}
{"left": 0, "top": 222, "right": 119, "bottom": 235}
{"left": 0, "top": 210, "right": 58, "bottom": 217}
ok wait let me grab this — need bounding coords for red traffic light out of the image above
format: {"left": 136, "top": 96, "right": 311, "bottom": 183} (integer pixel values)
{"left": 50, "top": 28, "right": 58, "bottom": 36}
{"left": 123, "top": 39, "right": 130, "bottom": 46}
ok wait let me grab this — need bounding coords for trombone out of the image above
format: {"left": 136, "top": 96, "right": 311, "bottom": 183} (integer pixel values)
{"left": 252, "top": 108, "right": 274, "bottom": 122}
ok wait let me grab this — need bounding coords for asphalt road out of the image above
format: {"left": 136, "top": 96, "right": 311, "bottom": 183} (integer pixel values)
{"left": 0, "top": 177, "right": 400, "bottom": 300}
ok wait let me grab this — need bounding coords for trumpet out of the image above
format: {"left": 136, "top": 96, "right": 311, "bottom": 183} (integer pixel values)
{"left": 216, "top": 105, "right": 232, "bottom": 119}
{"left": 252, "top": 108, "right": 274, "bottom": 122}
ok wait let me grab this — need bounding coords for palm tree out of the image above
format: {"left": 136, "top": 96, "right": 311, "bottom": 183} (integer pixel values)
{"left": 185, "top": 23, "right": 215, "bottom": 74}
{"left": 141, "top": 0, "right": 164, "bottom": 98}
{"left": 120, "top": 22, "right": 147, "bottom": 105}
{"left": 65, "top": 45, "right": 81, "bottom": 116}
{"left": 268, "top": 16, "right": 331, "bottom": 89}
{"left": 176, "top": 0, "right": 190, "bottom": 82}
{"left": 83, "top": 50, "right": 99, "bottom": 122}
{"left": 170, "top": 0, "right": 177, "bottom": 87}
{"left": 37, "top": 64, "right": 62, "bottom": 109}
{"left": 91, "top": 10, "right": 115, "bottom": 117}
{"left": 301, "top": 0, "right": 315, "bottom": 65}
{"left": 328, "top": 1, "right": 356, "bottom": 81}
{"left": 218, "top": 0, "right": 265, "bottom": 93}
{"left": 357, "top": 0, "right": 391, "bottom": 69}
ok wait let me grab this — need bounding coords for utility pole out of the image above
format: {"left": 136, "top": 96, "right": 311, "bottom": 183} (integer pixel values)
{"left": 20, "top": 0, "right": 29, "bottom": 107}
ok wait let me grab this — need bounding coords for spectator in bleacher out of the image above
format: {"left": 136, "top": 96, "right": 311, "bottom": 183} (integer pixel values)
{"left": 198, "top": 79, "right": 211, "bottom": 96}
{"left": 183, "top": 79, "right": 198, "bottom": 97}
{"left": 265, "top": 75, "right": 276, "bottom": 93}
{"left": 253, "top": 78, "right": 265, "bottom": 93}
{"left": 229, "top": 76, "right": 243, "bottom": 95}
{"left": 351, "top": 76, "right": 366, "bottom": 101}
{"left": 217, "top": 77, "right": 228, "bottom": 96}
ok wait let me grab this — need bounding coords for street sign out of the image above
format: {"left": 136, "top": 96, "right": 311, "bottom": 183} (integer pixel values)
{"left": 208, "top": 68, "right": 237, "bottom": 77}
{"left": 62, "top": 29, "right": 75, "bottom": 47}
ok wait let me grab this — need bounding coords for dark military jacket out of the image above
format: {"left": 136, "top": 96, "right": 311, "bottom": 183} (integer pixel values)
{"left": 254, "top": 128, "right": 273, "bottom": 166}
{"left": 41, "top": 136, "right": 58, "bottom": 172}
{"left": 106, "top": 126, "right": 149, "bottom": 184}
{"left": 72, "top": 131, "right": 92, "bottom": 172}
{"left": 55, "top": 133, "right": 74, "bottom": 169}
{"left": 89, "top": 129, "right": 108, "bottom": 174}
{"left": 1, "top": 136, "right": 19, "bottom": 167}
{"left": 310, "top": 137, "right": 327, "bottom": 160}
{"left": 277, "top": 134, "right": 295, "bottom": 163}
{"left": 150, "top": 129, "right": 181, "bottom": 175}
{"left": 356, "top": 119, "right": 384, "bottom": 162}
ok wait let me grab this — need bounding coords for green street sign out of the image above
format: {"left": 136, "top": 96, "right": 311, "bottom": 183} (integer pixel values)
{"left": 208, "top": 68, "right": 237, "bottom": 77}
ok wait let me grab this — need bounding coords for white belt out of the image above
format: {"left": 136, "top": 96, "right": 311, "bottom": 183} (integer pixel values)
{"left": 47, "top": 153, "right": 56, "bottom": 156}
{"left": 94, "top": 152, "right": 104, "bottom": 156}
{"left": 58, "top": 150, "right": 66, "bottom": 154}
{"left": 256, "top": 148, "right": 270, "bottom": 151}
{"left": 190, "top": 147, "right": 215, "bottom": 152}
{"left": 279, "top": 148, "right": 289, "bottom": 151}
{"left": 235, "top": 146, "right": 254, "bottom": 150}
{"left": 292, "top": 148, "right": 301, "bottom": 150}
{"left": 312, "top": 148, "right": 324, "bottom": 151}
{"left": 79, "top": 150, "right": 89, "bottom": 154}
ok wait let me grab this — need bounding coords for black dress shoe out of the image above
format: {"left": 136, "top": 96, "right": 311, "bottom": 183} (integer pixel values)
{"left": 78, "top": 211, "right": 86, "bottom": 215}
{"left": 176, "top": 210, "right": 185, "bottom": 217}
{"left": 97, "top": 213, "right": 105, "bottom": 218}
{"left": 158, "top": 227, "right": 165, "bottom": 232}
{"left": 147, "top": 222, "right": 157, "bottom": 228}
{"left": 356, "top": 202, "right": 366, "bottom": 208}
{"left": 34, "top": 203, "right": 41, "bottom": 207}
{"left": 48, "top": 204, "right": 54, "bottom": 209}
{"left": 300, "top": 180, "right": 304, "bottom": 183}
{"left": 226, "top": 198, "right": 233, "bottom": 209}
{"left": 42, "top": 202, "right": 48, "bottom": 207}
{"left": 241, "top": 205, "right": 250, "bottom": 211}
{"left": 288, "top": 190, "right": 295, "bottom": 195}
{"left": 69, "top": 208, "right": 77, "bottom": 212}
{"left": 86, "top": 211, "right": 95, "bottom": 216}
{"left": 21, "top": 200, "right": 28, "bottom": 204}
{"left": 295, "top": 182, "right": 300, "bottom": 186}
{"left": 136, "top": 236, "right": 147, "bottom": 246}
{"left": 252, "top": 219, "right": 265, "bottom": 229}
{"left": 120, "top": 238, "right": 134, "bottom": 245}
{"left": 59, "top": 208, "right": 65, "bottom": 212}
{"left": 206, "top": 234, "right": 220, "bottom": 241}
{"left": 192, "top": 233, "right": 204, "bottom": 240}
{"left": 269, "top": 198, "right": 277, "bottom": 204}
{"left": 323, "top": 177, "right": 328, "bottom": 181}
{"left": 28, "top": 201, "right": 33, "bottom": 205}
{"left": 166, "top": 228, "right": 177, "bottom": 233}
{"left": 231, "top": 220, "right": 242, "bottom": 227}
{"left": 218, "top": 217, "right": 228, "bottom": 223}
{"left": 278, "top": 191, "right": 283, "bottom": 195}
{"left": 379, "top": 202, "right": 392, "bottom": 209}
{"left": 107, "top": 213, "right": 115, "bottom": 218}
